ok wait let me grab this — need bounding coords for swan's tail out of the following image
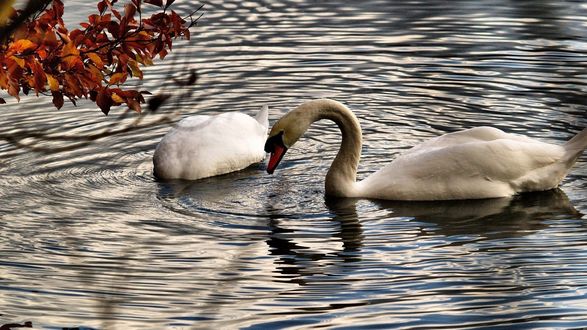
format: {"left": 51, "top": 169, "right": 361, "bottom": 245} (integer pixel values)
{"left": 563, "top": 128, "right": 587, "bottom": 164}
{"left": 256, "top": 105, "right": 269, "bottom": 130}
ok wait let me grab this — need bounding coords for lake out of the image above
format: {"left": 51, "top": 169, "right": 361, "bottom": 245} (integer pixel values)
{"left": 1, "top": 0, "right": 586, "bottom": 329}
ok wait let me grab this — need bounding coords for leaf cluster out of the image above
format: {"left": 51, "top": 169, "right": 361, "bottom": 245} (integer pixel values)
{"left": 0, "top": 0, "right": 199, "bottom": 114}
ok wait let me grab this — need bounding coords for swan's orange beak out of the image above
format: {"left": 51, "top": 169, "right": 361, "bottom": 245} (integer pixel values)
{"left": 265, "top": 132, "right": 288, "bottom": 174}
{"left": 267, "top": 143, "right": 287, "bottom": 174}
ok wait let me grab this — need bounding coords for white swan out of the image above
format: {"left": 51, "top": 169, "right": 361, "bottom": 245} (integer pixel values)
{"left": 153, "top": 105, "right": 269, "bottom": 180}
{"left": 264, "top": 99, "right": 587, "bottom": 200}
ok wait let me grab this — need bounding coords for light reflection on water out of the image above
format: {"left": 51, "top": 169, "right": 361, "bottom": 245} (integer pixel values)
{"left": 1, "top": 0, "right": 587, "bottom": 329}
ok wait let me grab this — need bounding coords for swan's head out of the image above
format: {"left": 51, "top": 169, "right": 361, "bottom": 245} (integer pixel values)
{"left": 264, "top": 108, "right": 311, "bottom": 174}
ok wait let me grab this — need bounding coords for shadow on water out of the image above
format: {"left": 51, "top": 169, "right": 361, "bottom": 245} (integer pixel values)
{"left": 319, "top": 189, "right": 583, "bottom": 247}
{"left": 156, "top": 163, "right": 266, "bottom": 198}
{"left": 265, "top": 197, "right": 365, "bottom": 285}
{"left": 155, "top": 163, "right": 272, "bottom": 223}
{"left": 371, "top": 188, "right": 583, "bottom": 240}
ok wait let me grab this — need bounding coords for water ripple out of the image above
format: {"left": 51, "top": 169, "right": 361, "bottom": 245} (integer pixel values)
{"left": 1, "top": 0, "right": 587, "bottom": 329}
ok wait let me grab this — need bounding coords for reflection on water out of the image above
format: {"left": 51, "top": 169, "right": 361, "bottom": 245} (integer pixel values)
{"left": 1, "top": 0, "right": 587, "bottom": 329}
{"left": 375, "top": 189, "right": 583, "bottom": 239}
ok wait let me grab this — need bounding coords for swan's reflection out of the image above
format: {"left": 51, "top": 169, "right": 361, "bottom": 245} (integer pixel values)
{"left": 324, "top": 197, "right": 364, "bottom": 256}
{"left": 265, "top": 189, "right": 583, "bottom": 283}
{"left": 372, "top": 188, "right": 582, "bottom": 239}
{"left": 155, "top": 164, "right": 267, "bottom": 200}
{"left": 263, "top": 197, "right": 364, "bottom": 285}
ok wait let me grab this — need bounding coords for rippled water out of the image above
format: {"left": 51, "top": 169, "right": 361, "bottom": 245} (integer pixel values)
{"left": 1, "top": 0, "right": 587, "bottom": 329}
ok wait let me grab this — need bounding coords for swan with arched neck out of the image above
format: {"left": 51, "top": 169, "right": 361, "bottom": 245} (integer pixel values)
{"left": 264, "top": 99, "right": 587, "bottom": 200}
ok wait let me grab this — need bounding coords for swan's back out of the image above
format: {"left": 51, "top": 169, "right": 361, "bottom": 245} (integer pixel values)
{"left": 404, "top": 127, "right": 533, "bottom": 155}
{"left": 358, "top": 127, "right": 582, "bottom": 200}
{"left": 153, "top": 107, "right": 269, "bottom": 180}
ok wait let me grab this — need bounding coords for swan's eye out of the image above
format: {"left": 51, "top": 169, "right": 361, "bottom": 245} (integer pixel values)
{"left": 264, "top": 131, "right": 285, "bottom": 153}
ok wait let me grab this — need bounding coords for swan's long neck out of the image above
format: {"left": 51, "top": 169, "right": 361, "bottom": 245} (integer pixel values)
{"left": 297, "top": 100, "right": 362, "bottom": 197}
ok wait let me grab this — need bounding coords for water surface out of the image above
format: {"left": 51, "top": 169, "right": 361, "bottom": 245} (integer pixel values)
{"left": 1, "top": 0, "right": 587, "bottom": 329}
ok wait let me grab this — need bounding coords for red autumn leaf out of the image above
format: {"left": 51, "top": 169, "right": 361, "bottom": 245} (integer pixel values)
{"left": 101, "top": 13, "right": 112, "bottom": 23}
{"left": 22, "top": 83, "right": 30, "bottom": 95}
{"left": 124, "top": 3, "right": 136, "bottom": 21}
{"left": 153, "top": 36, "right": 164, "bottom": 55}
{"left": 9, "top": 39, "right": 37, "bottom": 54}
{"left": 127, "top": 60, "right": 143, "bottom": 79}
{"left": 111, "top": 92, "right": 124, "bottom": 104}
{"left": 127, "top": 97, "right": 141, "bottom": 113}
{"left": 7, "top": 80, "right": 20, "bottom": 101}
{"left": 117, "top": 52, "right": 130, "bottom": 67}
{"left": 109, "top": 72, "right": 126, "bottom": 85}
{"left": 62, "top": 74, "right": 82, "bottom": 96}
{"left": 52, "top": 91, "right": 64, "bottom": 109}
{"left": 87, "top": 53, "right": 104, "bottom": 69}
{"left": 97, "top": 0, "right": 107, "bottom": 14}
{"left": 32, "top": 62, "right": 47, "bottom": 92}
{"left": 70, "top": 29, "right": 84, "bottom": 43}
{"left": 0, "top": 98, "right": 6, "bottom": 104}
{"left": 107, "top": 21, "right": 120, "bottom": 38}
{"left": 47, "top": 74, "right": 59, "bottom": 92}
{"left": 9, "top": 55, "right": 25, "bottom": 69}
{"left": 158, "top": 49, "right": 168, "bottom": 59}
{"left": 88, "top": 13, "right": 99, "bottom": 25}
{"left": 119, "top": 17, "right": 128, "bottom": 35}
{"left": 7, "top": 59, "right": 23, "bottom": 79}
{"left": 88, "top": 65, "right": 104, "bottom": 83}
{"left": 78, "top": 70, "right": 99, "bottom": 89}
{"left": 61, "top": 41, "right": 82, "bottom": 70}
{"left": 96, "top": 89, "right": 113, "bottom": 115}
{"left": 52, "top": 0, "right": 65, "bottom": 22}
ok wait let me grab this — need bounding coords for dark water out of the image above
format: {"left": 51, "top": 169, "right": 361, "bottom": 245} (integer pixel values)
{"left": 1, "top": 0, "right": 587, "bottom": 329}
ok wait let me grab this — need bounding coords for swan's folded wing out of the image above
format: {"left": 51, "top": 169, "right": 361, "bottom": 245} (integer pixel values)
{"left": 400, "top": 138, "right": 566, "bottom": 181}
{"left": 360, "top": 138, "right": 567, "bottom": 200}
